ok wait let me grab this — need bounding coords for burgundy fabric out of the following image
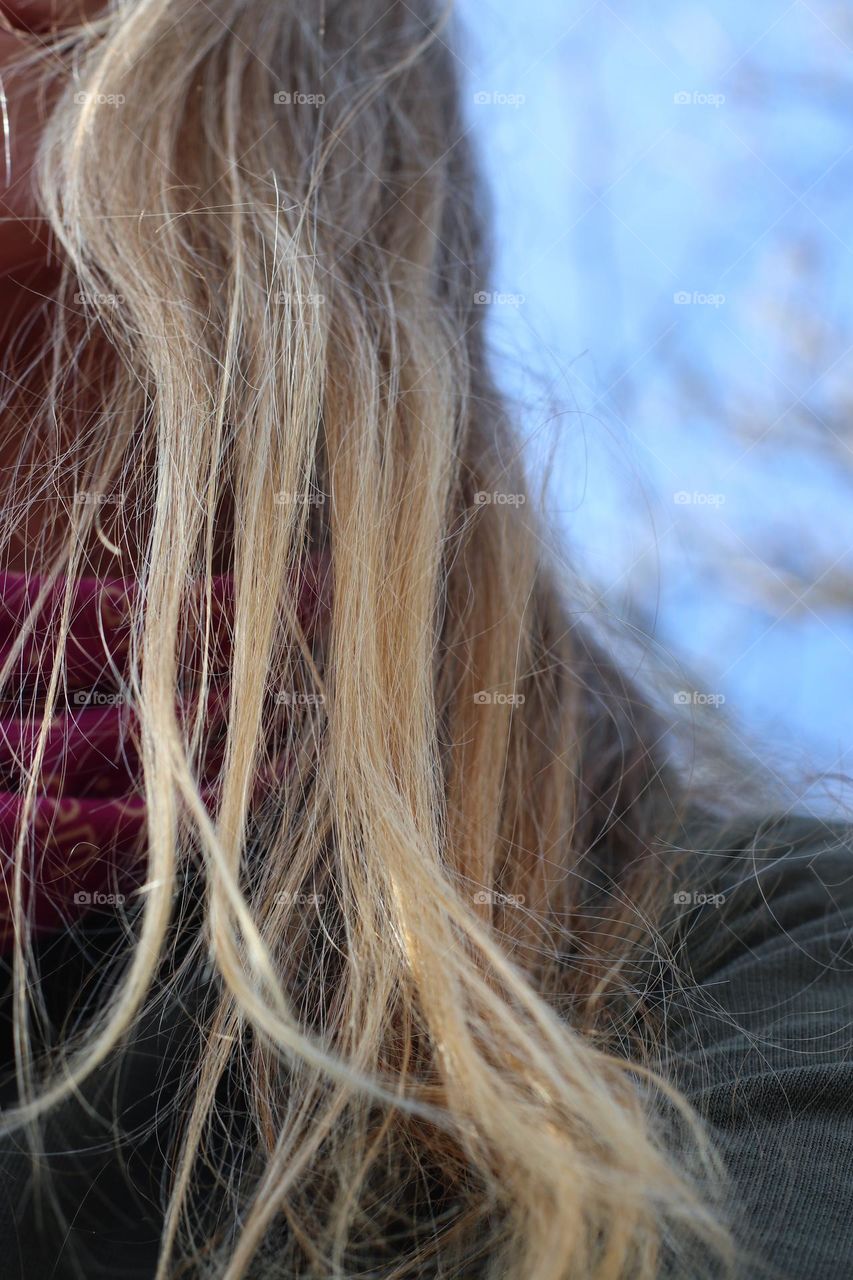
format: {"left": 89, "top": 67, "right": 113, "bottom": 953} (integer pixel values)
{"left": 0, "top": 563, "right": 327, "bottom": 950}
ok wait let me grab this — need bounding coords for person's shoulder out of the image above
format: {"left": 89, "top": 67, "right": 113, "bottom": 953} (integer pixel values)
{"left": 666, "top": 808, "right": 853, "bottom": 988}
{"left": 661, "top": 810, "right": 853, "bottom": 1279}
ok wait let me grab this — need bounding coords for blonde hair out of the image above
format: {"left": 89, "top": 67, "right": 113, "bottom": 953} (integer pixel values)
{"left": 0, "top": 2, "right": 729, "bottom": 1276}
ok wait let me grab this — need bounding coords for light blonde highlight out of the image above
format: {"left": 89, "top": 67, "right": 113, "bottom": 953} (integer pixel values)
{"left": 0, "top": 2, "right": 731, "bottom": 1277}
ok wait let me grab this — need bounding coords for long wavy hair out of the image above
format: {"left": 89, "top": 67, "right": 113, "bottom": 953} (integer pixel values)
{"left": 0, "top": 2, "right": 733, "bottom": 1276}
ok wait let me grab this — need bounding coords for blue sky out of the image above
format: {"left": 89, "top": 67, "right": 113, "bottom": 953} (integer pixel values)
{"left": 459, "top": 0, "right": 853, "bottom": 811}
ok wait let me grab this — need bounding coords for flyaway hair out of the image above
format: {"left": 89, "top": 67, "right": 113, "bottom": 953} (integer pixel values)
{"left": 0, "top": 2, "right": 730, "bottom": 1277}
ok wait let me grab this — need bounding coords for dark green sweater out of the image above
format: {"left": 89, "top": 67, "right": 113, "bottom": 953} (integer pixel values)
{"left": 1, "top": 812, "right": 851, "bottom": 1278}
{"left": 663, "top": 813, "right": 853, "bottom": 1279}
